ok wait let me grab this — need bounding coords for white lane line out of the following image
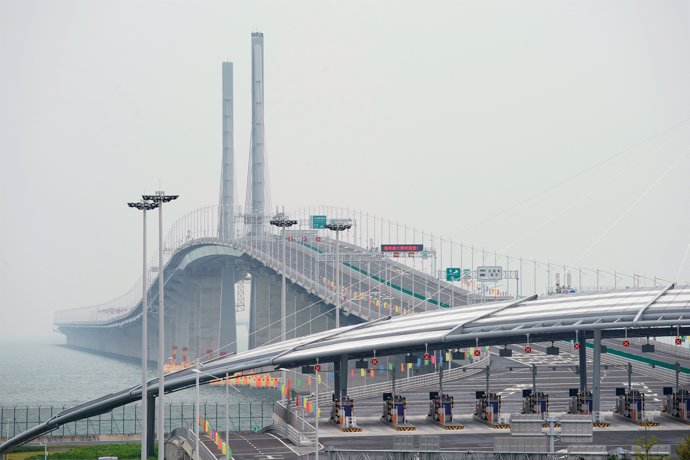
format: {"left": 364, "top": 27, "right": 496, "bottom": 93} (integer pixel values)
{"left": 266, "top": 433, "right": 302, "bottom": 456}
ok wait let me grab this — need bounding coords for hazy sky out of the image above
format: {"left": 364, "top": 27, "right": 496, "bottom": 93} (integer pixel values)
{"left": 1, "top": 1, "right": 689, "bottom": 338}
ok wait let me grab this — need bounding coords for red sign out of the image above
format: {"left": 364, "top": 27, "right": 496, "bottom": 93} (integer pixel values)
{"left": 623, "top": 340, "right": 630, "bottom": 347}
{"left": 302, "top": 237, "right": 308, "bottom": 242}
{"left": 676, "top": 337, "right": 682, "bottom": 345}
{"left": 474, "top": 349, "right": 481, "bottom": 357}
{"left": 574, "top": 343, "right": 581, "bottom": 350}
{"left": 314, "top": 364, "right": 321, "bottom": 372}
{"left": 524, "top": 346, "right": 532, "bottom": 353}
{"left": 371, "top": 358, "right": 379, "bottom": 366}
{"left": 287, "top": 236, "right": 294, "bottom": 242}
{"left": 315, "top": 237, "right": 321, "bottom": 242}
{"left": 423, "top": 353, "right": 430, "bottom": 360}
{"left": 380, "top": 244, "right": 424, "bottom": 253}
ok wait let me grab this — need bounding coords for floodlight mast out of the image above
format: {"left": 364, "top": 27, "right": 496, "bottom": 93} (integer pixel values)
{"left": 324, "top": 219, "right": 353, "bottom": 328}
{"left": 270, "top": 211, "right": 298, "bottom": 398}
{"left": 127, "top": 199, "right": 159, "bottom": 460}
{"left": 269, "top": 211, "right": 298, "bottom": 343}
{"left": 142, "top": 191, "right": 178, "bottom": 460}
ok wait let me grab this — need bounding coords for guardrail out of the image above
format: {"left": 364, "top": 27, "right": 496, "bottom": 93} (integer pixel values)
{"left": 268, "top": 400, "right": 316, "bottom": 446}
{"left": 180, "top": 426, "right": 220, "bottom": 460}
{"left": 318, "top": 355, "right": 490, "bottom": 406}
{"left": 53, "top": 204, "right": 671, "bottom": 327}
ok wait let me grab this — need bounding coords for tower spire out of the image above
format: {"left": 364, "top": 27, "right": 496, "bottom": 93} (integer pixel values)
{"left": 220, "top": 61, "right": 235, "bottom": 240}
{"left": 246, "top": 31, "right": 268, "bottom": 234}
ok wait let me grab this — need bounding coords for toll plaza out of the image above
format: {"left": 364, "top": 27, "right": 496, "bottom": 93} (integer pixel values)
{"left": 521, "top": 389, "right": 549, "bottom": 418}
{"left": 663, "top": 387, "right": 690, "bottom": 423}
{"left": 614, "top": 388, "right": 656, "bottom": 425}
{"left": 474, "top": 391, "right": 508, "bottom": 428}
{"left": 382, "top": 392, "right": 415, "bottom": 431}
{"left": 427, "top": 392, "right": 463, "bottom": 430}
{"left": 330, "top": 394, "right": 361, "bottom": 432}
{"left": 567, "top": 388, "right": 593, "bottom": 415}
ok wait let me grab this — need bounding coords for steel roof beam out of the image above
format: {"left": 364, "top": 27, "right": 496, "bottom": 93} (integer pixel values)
{"left": 632, "top": 282, "right": 674, "bottom": 327}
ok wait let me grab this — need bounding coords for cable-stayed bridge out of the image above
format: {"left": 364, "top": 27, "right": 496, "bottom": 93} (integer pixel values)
{"left": 53, "top": 31, "right": 676, "bottom": 364}
{"left": 54, "top": 204, "right": 675, "bottom": 363}
{"left": 3, "top": 31, "right": 687, "bottom": 458}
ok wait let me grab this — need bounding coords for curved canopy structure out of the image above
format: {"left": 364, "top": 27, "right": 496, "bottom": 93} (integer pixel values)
{"left": 3, "top": 283, "right": 690, "bottom": 455}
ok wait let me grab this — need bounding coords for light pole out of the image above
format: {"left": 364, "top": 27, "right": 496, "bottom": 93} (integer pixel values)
{"left": 278, "top": 366, "right": 319, "bottom": 460}
{"left": 325, "top": 219, "right": 352, "bottom": 328}
{"left": 315, "top": 362, "right": 319, "bottom": 460}
{"left": 269, "top": 211, "right": 298, "bottom": 398}
{"left": 128, "top": 199, "right": 159, "bottom": 460}
{"left": 142, "top": 191, "right": 178, "bottom": 460}
{"left": 269, "top": 211, "right": 298, "bottom": 343}
{"left": 194, "top": 360, "right": 200, "bottom": 460}
{"left": 192, "top": 364, "right": 240, "bottom": 460}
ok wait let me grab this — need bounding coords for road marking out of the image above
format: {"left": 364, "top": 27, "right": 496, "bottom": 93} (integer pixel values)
{"left": 267, "top": 432, "right": 302, "bottom": 456}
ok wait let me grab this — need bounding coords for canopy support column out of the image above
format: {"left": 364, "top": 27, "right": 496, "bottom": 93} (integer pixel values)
{"left": 578, "top": 330, "right": 588, "bottom": 394}
{"left": 593, "top": 329, "right": 602, "bottom": 419}
{"left": 334, "top": 355, "right": 348, "bottom": 399}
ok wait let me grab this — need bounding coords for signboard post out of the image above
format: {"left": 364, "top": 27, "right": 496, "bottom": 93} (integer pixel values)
{"left": 311, "top": 215, "right": 327, "bottom": 229}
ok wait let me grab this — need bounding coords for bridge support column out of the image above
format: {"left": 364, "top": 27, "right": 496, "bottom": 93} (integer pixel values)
{"left": 219, "top": 262, "right": 237, "bottom": 354}
{"left": 147, "top": 396, "right": 155, "bottom": 457}
{"left": 334, "top": 355, "right": 349, "bottom": 399}
{"left": 592, "top": 329, "right": 602, "bottom": 416}
{"left": 578, "top": 330, "right": 588, "bottom": 393}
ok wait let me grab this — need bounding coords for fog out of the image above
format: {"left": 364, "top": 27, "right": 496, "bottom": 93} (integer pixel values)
{"left": 1, "top": 0, "right": 689, "bottom": 338}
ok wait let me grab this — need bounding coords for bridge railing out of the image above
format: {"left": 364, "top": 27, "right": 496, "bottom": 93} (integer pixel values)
{"left": 54, "top": 204, "right": 675, "bottom": 326}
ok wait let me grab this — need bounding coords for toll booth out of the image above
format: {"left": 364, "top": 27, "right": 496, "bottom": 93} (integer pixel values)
{"left": 567, "top": 388, "right": 593, "bottom": 415}
{"left": 330, "top": 395, "right": 361, "bottom": 432}
{"left": 382, "top": 392, "right": 415, "bottom": 431}
{"left": 615, "top": 388, "right": 645, "bottom": 422}
{"left": 663, "top": 388, "right": 690, "bottom": 423}
{"left": 427, "top": 391, "right": 463, "bottom": 430}
{"left": 474, "top": 391, "right": 503, "bottom": 426}
{"left": 521, "top": 389, "right": 549, "bottom": 418}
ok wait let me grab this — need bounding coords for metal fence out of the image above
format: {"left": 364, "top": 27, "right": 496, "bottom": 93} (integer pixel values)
{"left": 0, "top": 402, "right": 274, "bottom": 439}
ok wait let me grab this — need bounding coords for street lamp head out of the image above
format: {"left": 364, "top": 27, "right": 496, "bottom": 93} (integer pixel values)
{"left": 142, "top": 194, "right": 179, "bottom": 203}
{"left": 269, "top": 212, "right": 298, "bottom": 228}
{"left": 325, "top": 222, "right": 352, "bottom": 231}
{"left": 128, "top": 201, "right": 160, "bottom": 211}
{"left": 161, "top": 195, "right": 179, "bottom": 203}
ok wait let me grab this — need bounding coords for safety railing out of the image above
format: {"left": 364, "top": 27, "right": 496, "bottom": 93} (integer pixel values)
{"left": 269, "top": 400, "right": 316, "bottom": 446}
{"left": 0, "top": 402, "right": 274, "bottom": 440}
{"left": 176, "top": 427, "right": 219, "bottom": 460}
{"left": 318, "top": 354, "right": 490, "bottom": 406}
{"left": 53, "top": 204, "right": 673, "bottom": 328}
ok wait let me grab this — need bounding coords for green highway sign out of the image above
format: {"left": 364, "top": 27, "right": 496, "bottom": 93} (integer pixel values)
{"left": 446, "top": 268, "right": 472, "bottom": 281}
{"left": 446, "top": 267, "right": 461, "bottom": 281}
{"left": 311, "top": 215, "right": 327, "bottom": 229}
